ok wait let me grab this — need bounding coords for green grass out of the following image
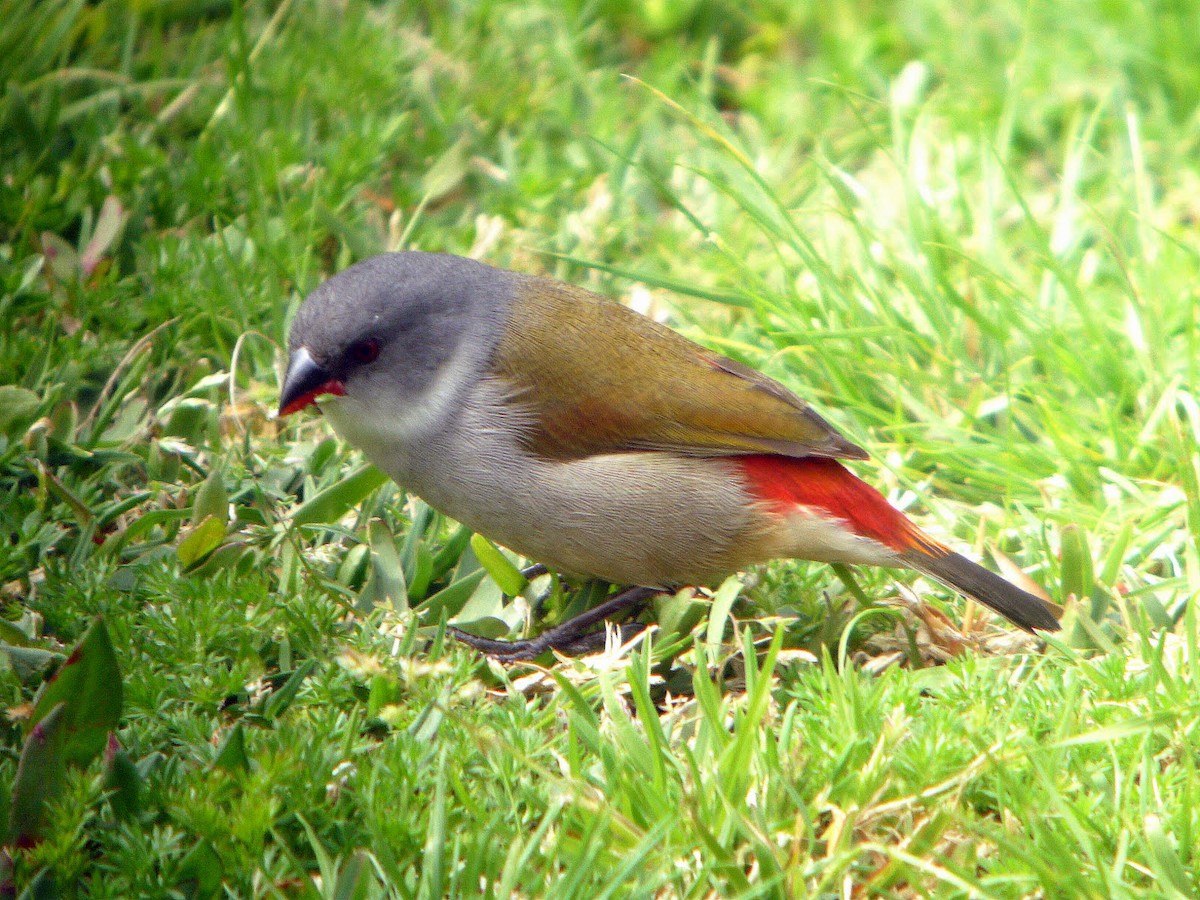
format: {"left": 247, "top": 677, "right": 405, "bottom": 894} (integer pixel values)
{"left": 2, "top": 0, "right": 1199, "bottom": 895}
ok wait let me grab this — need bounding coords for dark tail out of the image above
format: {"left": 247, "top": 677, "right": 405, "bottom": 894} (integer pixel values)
{"left": 903, "top": 550, "right": 1061, "bottom": 633}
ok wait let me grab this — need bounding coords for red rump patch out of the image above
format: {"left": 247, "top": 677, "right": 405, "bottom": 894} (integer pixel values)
{"left": 737, "top": 455, "right": 938, "bottom": 553}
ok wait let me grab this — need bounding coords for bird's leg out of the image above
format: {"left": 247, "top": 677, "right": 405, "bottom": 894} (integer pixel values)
{"left": 449, "top": 585, "right": 661, "bottom": 662}
{"left": 520, "top": 563, "right": 549, "bottom": 580}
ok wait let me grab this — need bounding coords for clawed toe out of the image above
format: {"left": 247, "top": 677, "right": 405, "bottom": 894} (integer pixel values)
{"left": 448, "top": 585, "right": 661, "bottom": 662}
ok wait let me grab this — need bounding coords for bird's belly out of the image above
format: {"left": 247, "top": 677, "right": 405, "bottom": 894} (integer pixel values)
{"left": 416, "top": 449, "right": 776, "bottom": 587}
{"left": 356, "top": 439, "right": 763, "bottom": 587}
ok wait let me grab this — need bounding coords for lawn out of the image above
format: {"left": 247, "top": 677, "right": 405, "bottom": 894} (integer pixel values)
{"left": 2, "top": 0, "right": 1199, "bottom": 895}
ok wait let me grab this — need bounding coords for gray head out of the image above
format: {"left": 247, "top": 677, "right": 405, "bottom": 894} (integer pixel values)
{"left": 279, "top": 252, "right": 516, "bottom": 425}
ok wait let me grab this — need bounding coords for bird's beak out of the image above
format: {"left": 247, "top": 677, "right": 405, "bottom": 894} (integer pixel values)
{"left": 278, "top": 347, "right": 345, "bottom": 417}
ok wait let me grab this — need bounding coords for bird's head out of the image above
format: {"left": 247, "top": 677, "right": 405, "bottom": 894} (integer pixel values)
{"left": 279, "top": 252, "right": 514, "bottom": 444}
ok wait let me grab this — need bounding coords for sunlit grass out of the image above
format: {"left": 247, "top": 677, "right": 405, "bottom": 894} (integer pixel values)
{"left": 2, "top": 0, "right": 1198, "bottom": 895}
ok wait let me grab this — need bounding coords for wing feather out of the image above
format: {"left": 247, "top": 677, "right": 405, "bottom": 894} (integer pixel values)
{"left": 488, "top": 276, "right": 868, "bottom": 462}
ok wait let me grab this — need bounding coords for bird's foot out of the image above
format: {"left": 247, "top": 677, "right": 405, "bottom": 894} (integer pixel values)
{"left": 449, "top": 585, "right": 660, "bottom": 662}
{"left": 520, "top": 563, "right": 549, "bottom": 581}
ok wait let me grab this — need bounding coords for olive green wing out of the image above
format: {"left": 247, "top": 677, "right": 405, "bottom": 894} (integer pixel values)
{"left": 489, "top": 276, "right": 868, "bottom": 462}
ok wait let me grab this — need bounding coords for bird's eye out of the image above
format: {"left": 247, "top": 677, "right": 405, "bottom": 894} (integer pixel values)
{"left": 347, "top": 338, "right": 380, "bottom": 365}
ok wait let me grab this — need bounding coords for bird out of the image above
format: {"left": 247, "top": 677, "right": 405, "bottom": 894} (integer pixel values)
{"left": 278, "top": 251, "right": 1060, "bottom": 658}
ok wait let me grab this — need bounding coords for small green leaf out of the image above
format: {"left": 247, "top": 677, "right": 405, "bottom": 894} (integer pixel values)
{"left": 418, "top": 570, "right": 487, "bottom": 622}
{"left": 212, "top": 723, "right": 249, "bottom": 773}
{"left": 2, "top": 612, "right": 41, "bottom": 644}
{"left": 0, "top": 619, "right": 34, "bottom": 646}
{"left": 1099, "top": 521, "right": 1133, "bottom": 588}
{"left": 263, "top": 660, "right": 316, "bottom": 720}
{"left": 1144, "top": 814, "right": 1192, "bottom": 900}
{"left": 654, "top": 588, "right": 707, "bottom": 658}
{"left": 185, "top": 541, "right": 250, "bottom": 579}
{"left": 0, "top": 386, "right": 40, "bottom": 435}
{"left": 331, "top": 850, "right": 373, "bottom": 900}
{"left": 102, "top": 733, "right": 141, "bottom": 820}
{"left": 430, "top": 525, "right": 472, "bottom": 580}
{"left": 192, "top": 467, "right": 228, "bottom": 525}
{"left": 1060, "top": 523, "right": 1094, "bottom": 604}
{"left": 367, "top": 672, "right": 398, "bottom": 718}
{"left": 48, "top": 400, "right": 78, "bottom": 442}
{"left": 162, "top": 398, "right": 209, "bottom": 440}
{"left": 407, "top": 544, "right": 435, "bottom": 602}
{"left": 421, "top": 138, "right": 468, "bottom": 204}
{"left": 8, "top": 703, "right": 68, "bottom": 847}
{"left": 308, "top": 437, "right": 339, "bottom": 474}
{"left": 360, "top": 519, "right": 407, "bottom": 611}
{"left": 454, "top": 577, "right": 506, "bottom": 626}
{"left": 0, "top": 644, "right": 63, "bottom": 685}
{"left": 336, "top": 542, "right": 371, "bottom": 589}
{"left": 29, "top": 619, "right": 123, "bottom": 767}
{"left": 399, "top": 501, "right": 433, "bottom": 575}
{"left": 107, "top": 507, "right": 191, "bottom": 556}
{"left": 41, "top": 231, "right": 78, "bottom": 281}
{"left": 36, "top": 462, "right": 93, "bottom": 527}
{"left": 80, "top": 195, "right": 127, "bottom": 275}
{"left": 450, "top": 615, "right": 510, "bottom": 640}
{"left": 469, "top": 533, "right": 527, "bottom": 597}
{"left": 705, "top": 576, "right": 743, "bottom": 649}
{"left": 1142, "top": 592, "right": 1174, "bottom": 629}
{"left": 176, "top": 840, "right": 223, "bottom": 899}
{"left": 177, "top": 515, "right": 226, "bottom": 568}
{"left": 291, "top": 465, "right": 388, "bottom": 526}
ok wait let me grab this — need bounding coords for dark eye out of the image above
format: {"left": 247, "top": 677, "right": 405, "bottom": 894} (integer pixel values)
{"left": 347, "top": 338, "right": 380, "bottom": 365}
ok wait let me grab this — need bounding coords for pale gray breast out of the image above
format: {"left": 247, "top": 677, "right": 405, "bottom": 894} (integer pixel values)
{"left": 349, "top": 379, "right": 762, "bottom": 587}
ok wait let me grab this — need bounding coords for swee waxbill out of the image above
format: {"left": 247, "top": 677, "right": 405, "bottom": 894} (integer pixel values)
{"left": 279, "top": 252, "right": 1060, "bottom": 654}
